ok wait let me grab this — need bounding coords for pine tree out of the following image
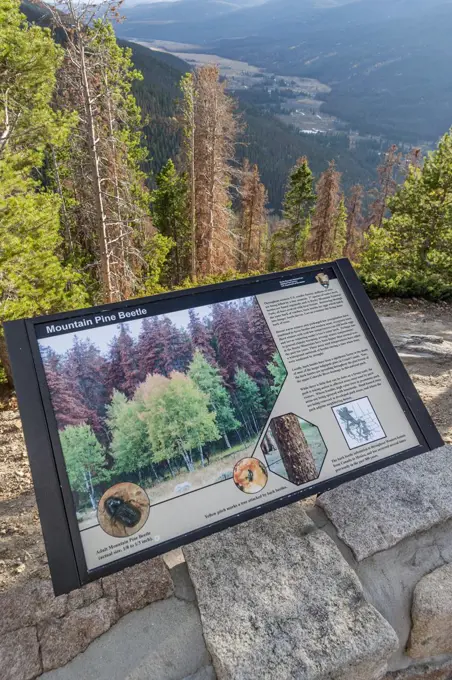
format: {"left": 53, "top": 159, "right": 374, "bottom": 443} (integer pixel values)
{"left": 268, "top": 225, "right": 290, "bottom": 271}
{"left": 234, "top": 368, "right": 264, "bottom": 438}
{"left": 107, "top": 325, "right": 140, "bottom": 398}
{"left": 48, "top": 1, "right": 167, "bottom": 302}
{"left": 152, "top": 159, "right": 191, "bottom": 286}
{"left": 345, "top": 185, "right": 364, "bottom": 261}
{"left": 188, "top": 351, "right": 240, "bottom": 448}
{"left": 41, "top": 347, "right": 90, "bottom": 429}
{"left": 137, "top": 317, "right": 166, "bottom": 379}
{"left": 180, "top": 66, "right": 239, "bottom": 278}
{"left": 0, "top": 0, "right": 86, "bottom": 382}
{"left": 238, "top": 161, "right": 268, "bottom": 273}
{"left": 267, "top": 352, "right": 288, "bottom": 395}
{"left": 188, "top": 308, "right": 216, "bottom": 364}
{"left": 179, "top": 72, "right": 197, "bottom": 280}
{"left": 137, "top": 316, "right": 193, "bottom": 379}
{"left": 212, "top": 302, "right": 258, "bottom": 384}
{"left": 65, "top": 336, "right": 110, "bottom": 439}
{"left": 332, "top": 196, "right": 347, "bottom": 258}
{"left": 163, "top": 321, "right": 193, "bottom": 374}
{"left": 283, "top": 156, "right": 316, "bottom": 263}
{"left": 362, "top": 128, "right": 452, "bottom": 283}
{"left": 305, "top": 161, "right": 342, "bottom": 261}
{"left": 368, "top": 144, "right": 402, "bottom": 229}
{"left": 246, "top": 298, "right": 277, "bottom": 382}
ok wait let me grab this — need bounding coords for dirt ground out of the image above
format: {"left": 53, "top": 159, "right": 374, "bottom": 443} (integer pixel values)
{"left": 1, "top": 299, "right": 451, "bottom": 592}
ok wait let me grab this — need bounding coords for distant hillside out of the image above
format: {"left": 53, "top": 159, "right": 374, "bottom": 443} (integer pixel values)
{"left": 116, "top": 0, "right": 452, "bottom": 143}
{"left": 128, "top": 41, "right": 380, "bottom": 208}
{"left": 117, "top": 0, "right": 362, "bottom": 41}
{"left": 21, "top": 1, "right": 379, "bottom": 209}
{"left": 121, "top": 0, "right": 265, "bottom": 26}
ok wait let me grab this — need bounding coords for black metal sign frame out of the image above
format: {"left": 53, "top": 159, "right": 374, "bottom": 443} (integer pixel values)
{"left": 4, "top": 259, "right": 443, "bottom": 594}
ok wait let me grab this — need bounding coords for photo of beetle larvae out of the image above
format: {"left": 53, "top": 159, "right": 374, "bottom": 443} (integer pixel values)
{"left": 98, "top": 482, "right": 150, "bottom": 538}
{"left": 233, "top": 457, "right": 268, "bottom": 494}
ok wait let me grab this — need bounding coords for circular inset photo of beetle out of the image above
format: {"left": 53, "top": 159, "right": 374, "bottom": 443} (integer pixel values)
{"left": 233, "top": 458, "right": 268, "bottom": 494}
{"left": 98, "top": 483, "right": 150, "bottom": 538}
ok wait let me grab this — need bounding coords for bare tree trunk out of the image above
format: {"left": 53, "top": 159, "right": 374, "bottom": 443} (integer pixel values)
{"left": 79, "top": 33, "right": 112, "bottom": 302}
{"left": 270, "top": 414, "right": 317, "bottom": 485}
{"left": 104, "top": 70, "right": 126, "bottom": 291}
{"left": 84, "top": 470, "right": 96, "bottom": 509}
{"left": 206, "top": 86, "right": 218, "bottom": 276}
{"left": 181, "top": 76, "right": 197, "bottom": 280}
{"left": 245, "top": 183, "right": 257, "bottom": 272}
{"left": 167, "top": 458, "right": 175, "bottom": 478}
{"left": 0, "top": 88, "right": 11, "bottom": 155}
{"left": 189, "top": 110, "right": 196, "bottom": 280}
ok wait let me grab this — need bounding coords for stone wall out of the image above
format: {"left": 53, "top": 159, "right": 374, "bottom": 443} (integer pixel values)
{"left": 0, "top": 557, "right": 174, "bottom": 680}
{"left": 2, "top": 445, "right": 452, "bottom": 680}
{"left": 183, "top": 444, "right": 452, "bottom": 680}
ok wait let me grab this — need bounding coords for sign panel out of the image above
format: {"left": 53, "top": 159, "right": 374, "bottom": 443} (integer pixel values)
{"left": 4, "top": 260, "right": 443, "bottom": 594}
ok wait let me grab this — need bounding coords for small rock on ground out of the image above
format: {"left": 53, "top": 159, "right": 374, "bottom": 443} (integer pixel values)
{"left": 384, "top": 657, "right": 452, "bottom": 679}
{"left": 408, "top": 563, "right": 452, "bottom": 659}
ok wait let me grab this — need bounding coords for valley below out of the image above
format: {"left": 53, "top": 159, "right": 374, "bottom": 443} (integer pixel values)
{"left": 134, "top": 39, "right": 340, "bottom": 135}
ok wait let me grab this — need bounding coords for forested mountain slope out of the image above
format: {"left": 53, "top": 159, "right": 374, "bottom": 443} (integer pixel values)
{"left": 113, "top": 41, "right": 381, "bottom": 208}
{"left": 116, "top": 0, "right": 452, "bottom": 143}
{"left": 118, "top": 0, "right": 358, "bottom": 38}
{"left": 21, "top": 1, "right": 379, "bottom": 209}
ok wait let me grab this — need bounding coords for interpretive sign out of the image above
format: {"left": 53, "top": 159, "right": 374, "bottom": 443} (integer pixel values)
{"left": 4, "top": 259, "right": 442, "bottom": 594}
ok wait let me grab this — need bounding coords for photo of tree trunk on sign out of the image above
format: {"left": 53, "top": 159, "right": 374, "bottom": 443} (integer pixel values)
{"left": 270, "top": 414, "right": 317, "bottom": 485}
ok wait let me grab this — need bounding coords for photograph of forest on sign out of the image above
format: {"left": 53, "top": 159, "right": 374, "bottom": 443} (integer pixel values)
{"left": 38, "top": 297, "right": 287, "bottom": 530}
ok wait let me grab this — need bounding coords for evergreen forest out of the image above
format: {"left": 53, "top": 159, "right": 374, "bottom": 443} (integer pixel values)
{"left": 2, "top": 0, "right": 452, "bottom": 393}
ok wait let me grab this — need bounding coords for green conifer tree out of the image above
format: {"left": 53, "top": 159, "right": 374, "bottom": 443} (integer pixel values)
{"left": 283, "top": 157, "right": 316, "bottom": 263}
{"left": 267, "top": 352, "right": 287, "bottom": 395}
{"left": 0, "top": 0, "right": 86, "bottom": 382}
{"left": 234, "top": 368, "right": 264, "bottom": 438}
{"left": 152, "top": 159, "right": 191, "bottom": 286}
{"left": 362, "top": 129, "right": 452, "bottom": 290}
{"left": 268, "top": 227, "right": 289, "bottom": 272}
